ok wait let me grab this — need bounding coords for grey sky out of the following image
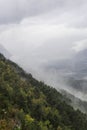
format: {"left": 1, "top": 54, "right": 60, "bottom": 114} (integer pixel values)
{"left": 0, "top": 0, "right": 69, "bottom": 24}
{"left": 0, "top": 0, "right": 86, "bottom": 25}
{"left": 0, "top": 0, "right": 87, "bottom": 100}
{"left": 0, "top": 0, "right": 87, "bottom": 74}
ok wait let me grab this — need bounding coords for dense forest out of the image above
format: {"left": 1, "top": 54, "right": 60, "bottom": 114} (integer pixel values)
{"left": 0, "top": 53, "right": 87, "bottom": 130}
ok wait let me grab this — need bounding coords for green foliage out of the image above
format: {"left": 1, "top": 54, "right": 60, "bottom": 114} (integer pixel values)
{"left": 0, "top": 53, "right": 87, "bottom": 130}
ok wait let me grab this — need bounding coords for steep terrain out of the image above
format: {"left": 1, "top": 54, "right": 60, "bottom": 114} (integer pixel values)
{"left": 0, "top": 53, "right": 87, "bottom": 130}
{"left": 61, "top": 90, "right": 87, "bottom": 113}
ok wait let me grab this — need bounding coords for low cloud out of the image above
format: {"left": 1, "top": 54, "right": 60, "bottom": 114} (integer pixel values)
{"left": 0, "top": 0, "right": 87, "bottom": 101}
{"left": 72, "top": 39, "right": 87, "bottom": 52}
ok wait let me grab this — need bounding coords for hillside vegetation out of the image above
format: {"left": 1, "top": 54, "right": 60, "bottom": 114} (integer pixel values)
{"left": 0, "top": 53, "right": 87, "bottom": 130}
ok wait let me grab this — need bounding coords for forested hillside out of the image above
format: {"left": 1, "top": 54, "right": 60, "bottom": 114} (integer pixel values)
{"left": 0, "top": 53, "right": 87, "bottom": 130}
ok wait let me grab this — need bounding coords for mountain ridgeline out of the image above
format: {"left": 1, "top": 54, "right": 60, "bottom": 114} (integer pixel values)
{"left": 0, "top": 53, "right": 87, "bottom": 130}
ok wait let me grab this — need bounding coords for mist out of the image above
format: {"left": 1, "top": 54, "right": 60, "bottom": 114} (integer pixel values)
{"left": 0, "top": 0, "right": 87, "bottom": 101}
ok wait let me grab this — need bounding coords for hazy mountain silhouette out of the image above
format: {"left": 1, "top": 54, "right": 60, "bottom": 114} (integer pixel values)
{"left": 44, "top": 49, "right": 87, "bottom": 97}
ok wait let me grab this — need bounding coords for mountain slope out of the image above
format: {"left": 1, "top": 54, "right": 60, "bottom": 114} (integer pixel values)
{"left": 61, "top": 90, "right": 87, "bottom": 113}
{"left": 0, "top": 53, "right": 87, "bottom": 130}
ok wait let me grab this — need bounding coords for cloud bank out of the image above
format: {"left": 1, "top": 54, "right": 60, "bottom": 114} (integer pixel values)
{"left": 72, "top": 40, "right": 87, "bottom": 52}
{"left": 0, "top": 0, "right": 87, "bottom": 101}
{"left": 0, "top": 0, "right": 87, "bottom": 70}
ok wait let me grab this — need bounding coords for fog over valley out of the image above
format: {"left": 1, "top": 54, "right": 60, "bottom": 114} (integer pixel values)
{"left": 0, "top": 0, "right": 87, "bottom": 101}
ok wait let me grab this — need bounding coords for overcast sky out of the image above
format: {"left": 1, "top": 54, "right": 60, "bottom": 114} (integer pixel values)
{"left": 0, "top": 0, "right": 87, "bottom": 73}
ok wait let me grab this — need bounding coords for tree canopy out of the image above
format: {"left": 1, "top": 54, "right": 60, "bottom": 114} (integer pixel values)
{"left": 0, "top": 53, "right": 87, "bottom": 130}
